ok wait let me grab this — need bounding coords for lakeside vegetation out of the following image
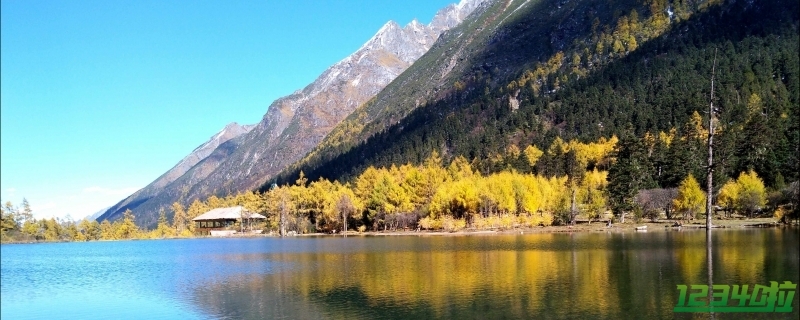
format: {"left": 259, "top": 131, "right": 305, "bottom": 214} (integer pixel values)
{"left": 2, "top": 0, "right": 797, "bottom": 243}
{"left": 3, "top": 131, "right": 797, "bottom": 244}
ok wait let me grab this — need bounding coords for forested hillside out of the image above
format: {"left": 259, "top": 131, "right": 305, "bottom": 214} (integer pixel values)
{"left": 272, "top": 0, "right": 798, "bottom": 193}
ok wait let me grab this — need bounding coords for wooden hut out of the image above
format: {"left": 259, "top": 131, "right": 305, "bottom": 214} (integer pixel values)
{"left": 192, "top": 206, "right": 266, "bottom": 236}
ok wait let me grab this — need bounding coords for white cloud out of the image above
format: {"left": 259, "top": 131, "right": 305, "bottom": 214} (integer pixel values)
{"left": 5, "top": 188, "right": 16, "bottom": 193}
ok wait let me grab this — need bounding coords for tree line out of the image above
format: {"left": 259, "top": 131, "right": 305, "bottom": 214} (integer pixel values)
{"left": 3, "top": 132, "right": 796, "bottom": 243}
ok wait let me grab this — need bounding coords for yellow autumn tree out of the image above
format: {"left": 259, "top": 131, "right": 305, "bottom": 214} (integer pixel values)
{"left": 171, "top": 202, "right": 188, "bottom": 235}
{"left": 354, "top": 166, "right": 381, "bottom": 203}
{"left": 513, "top": 174, "right": 554, "bottom": 227}
{"left": 235, "top": 190, "right": 262, "bottom": 214}
{"left": 734, "top": 170, "right": 767, "bottom": 217}
{"left": 378, "top": 172, "right": 414, "bottom": 230}
{"left": 673, "top": 174, "right": 706, "bottom": 220}
{"left": 151, "top": 209, "right": 175, "bottom": 238}
{"left": 488, "top": 172, "right": 517, "bottom": 215}
{"left": 447, "top": 156, "right": 475, "bottom": 181}
{"left": 264, "top": 186, "right": 296, "bottom": 235}
{"left": 516, "top": 175, "right": 543, "bottom": 214}
{"left": 686, "top": 111, "right": 709, "bottom": 141}
{"left": 307, "top": 179, "right": 335, "bottom": 230}
{"left": 99, "top": 220, "right": 115, "bottom": 240}
{"left": 580, "top": 169, "right": 608, "bottom": 222}
{"left": 523, "top": 145, "right": 544, "bottom": 169}
{"left": 399, "top": 164, "right": 428, "bottom": 211}
{"left": 658, "top": 129, "right": 675, "bottom": 146}
{"left": 324, "top": 182, "right": 361, "bottom": 233}
{"left": 186, "top": 199, "right": 209, "bottom": 233}
{"left": 429, "top": 178, "right": 479, "bottom": 219}
{"left": 206, "top": 195, "right": 225, "bottom": 209}
{"left": 717, "top": 180, "right": 740, "bottom": 218}
{"left": 547, "top": 136, "right": 570, "bottom": 157}
{"left": 747, "top": 93, "right": 763, "bottom": 117}
{"left": 114, "top": 209, "right": 140, "bottom": 239}
{"left": 421, "top": 151, "right": 450, "bottom": 205}
{"left": 289, "top": 179, "right": 314, "bottom": 227}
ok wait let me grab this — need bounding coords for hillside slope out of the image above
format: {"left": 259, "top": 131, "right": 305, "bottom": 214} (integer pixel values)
{"left": 272, "top": 0, "right": 798, "bottom": 191}
{"left": 275, "top": 0, "right": 648, "bottom": 184}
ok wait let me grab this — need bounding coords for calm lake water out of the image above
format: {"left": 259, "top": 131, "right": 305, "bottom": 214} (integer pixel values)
{"left": 2, "top": 228, "right": 798, "bottom": 319}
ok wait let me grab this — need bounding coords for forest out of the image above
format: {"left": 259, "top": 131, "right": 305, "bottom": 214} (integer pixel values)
{"left": 2, "top": 130, "right": 797, "bottom": 243}
{"left": 272, "top": 0, "right": 798, "bottom": 196}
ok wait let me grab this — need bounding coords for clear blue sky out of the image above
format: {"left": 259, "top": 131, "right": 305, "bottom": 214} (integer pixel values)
{"left": 1, "top": 0, "right": 457, "bottom": 219}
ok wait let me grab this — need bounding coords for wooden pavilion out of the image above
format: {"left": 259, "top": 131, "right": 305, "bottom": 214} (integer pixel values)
{"left": 192, "top": 206, "right": 266, "bottom": 236}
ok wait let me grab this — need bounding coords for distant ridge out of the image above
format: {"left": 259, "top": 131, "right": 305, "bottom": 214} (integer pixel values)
{"left": 97, "top": 122, "right": 254, "bottom": 226}
{"left": 85, "top": 206, "right": 110, "bottom": 221}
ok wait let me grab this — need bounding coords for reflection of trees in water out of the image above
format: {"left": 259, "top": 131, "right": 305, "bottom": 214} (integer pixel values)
{"left": 708, "top": 230, "right": 715, "bottom": 319}
{"left": 190, "top": 252, "right": 328, "bottom": 319}
{"left": 189, "top": 231, "right": 797, "bottom": 319}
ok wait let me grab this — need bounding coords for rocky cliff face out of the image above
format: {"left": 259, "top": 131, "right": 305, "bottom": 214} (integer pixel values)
{"left": 100, "top": 0, "right": 487, "bottom": 227}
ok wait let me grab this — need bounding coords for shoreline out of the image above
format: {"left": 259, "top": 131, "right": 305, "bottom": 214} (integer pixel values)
{"left": 2, "top": 218, "right": 795, "bottom": 244}
{"left": 309, "top": 217, "right": 795, "bottom": 237}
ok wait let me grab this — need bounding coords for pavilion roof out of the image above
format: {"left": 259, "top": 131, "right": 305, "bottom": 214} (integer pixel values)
{"left": 191, "top": 206, "right": 266, "bottom": 221}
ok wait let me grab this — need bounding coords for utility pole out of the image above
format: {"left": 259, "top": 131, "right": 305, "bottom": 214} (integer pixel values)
{"left": 706, "top": 49, "right": 717, "bottom": 230}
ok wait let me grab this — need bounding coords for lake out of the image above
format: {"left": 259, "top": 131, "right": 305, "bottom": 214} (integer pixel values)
{"left": 2, "top": 228, "right": 798, "bottom": 319}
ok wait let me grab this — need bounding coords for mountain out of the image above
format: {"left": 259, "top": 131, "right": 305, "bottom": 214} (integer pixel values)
{"left": 100, "top": 0, "right": 488, "bottom": 227}
{"left": 272, "top": 0, "right": 605, "bottom": 183}
{"left": 84, "top": 206, "right": 110, "bottom": 221}
{"left": 97, "top": 122, "right": 254, "bottom": 226}
{"left": 186, "top": 0, "right": 487, "bottom": 196}
{"left": 271, "top": 0, "right": 798, "bottom": 190}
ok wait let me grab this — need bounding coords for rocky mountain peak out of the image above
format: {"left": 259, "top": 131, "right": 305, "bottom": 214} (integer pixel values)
{"left": 192, "top": 122, "right": 253, "bottom": 153}
{"left": 430, "top": 0, "right": 486, "bottom": 32}
{"left": 100, "top": 0, "right": 489, "bottom": 227}
{"left": 357, "top": 0, "right": 487, "bottom": 64}
{"left": 406, "top": 19, "right": 423, "bottom": 30}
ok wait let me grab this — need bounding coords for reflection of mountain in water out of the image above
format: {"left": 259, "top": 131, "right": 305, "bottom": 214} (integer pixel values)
{"left": 187, "top": 232, "right": 799, "bottom": 319}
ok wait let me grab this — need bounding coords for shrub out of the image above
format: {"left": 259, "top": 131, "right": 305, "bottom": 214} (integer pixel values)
{"left": 499, "top": 214, "right": 516, "bottom": 229}
{"left": 442, "top": 216, "right": 466, "bottom": 232}
{"left": 472, "top": 214, "right": 489, "bottom": 229}
{"left": 526, "top": 211, "right": 554, "bottom": 226}
{"left": 517, "top": 213, "right": 536, "bottom": 227}
{"left": 419, "top": 216, "right": 443, "bottom": 230}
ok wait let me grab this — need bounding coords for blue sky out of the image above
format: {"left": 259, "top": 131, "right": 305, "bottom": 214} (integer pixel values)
{"left": 1, "top": 0, "right": 456, "bottom": 219}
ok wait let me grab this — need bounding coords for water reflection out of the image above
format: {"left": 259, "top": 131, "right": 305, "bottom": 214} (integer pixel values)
{"left": 189, "top": 230, "right": 799, "bottom": 319}
{"left": 708, "top": 229, "right": 715, "bottom": 319}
